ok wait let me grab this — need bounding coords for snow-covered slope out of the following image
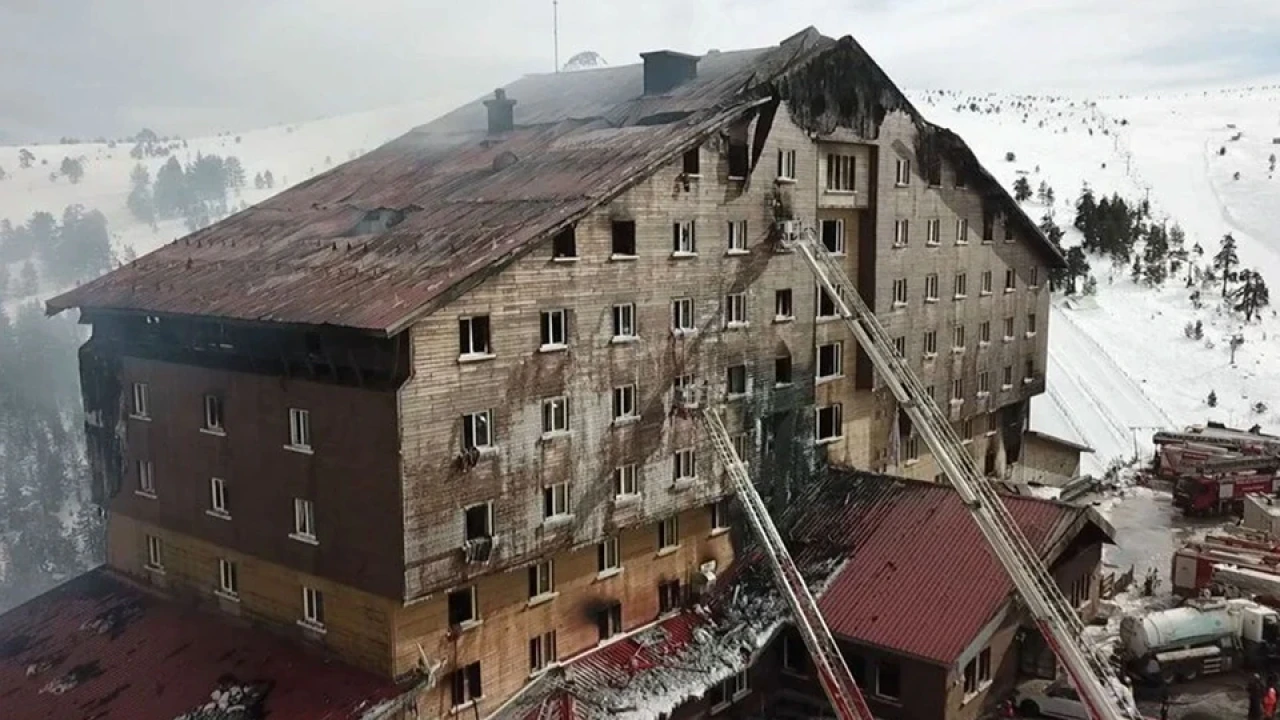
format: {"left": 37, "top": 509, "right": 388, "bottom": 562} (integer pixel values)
{"left": 913, "top": 87, "right": 1280, "bottom": 474}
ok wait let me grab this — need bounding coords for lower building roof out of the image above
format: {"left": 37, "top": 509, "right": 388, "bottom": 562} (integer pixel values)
{"left": 0, "top": 567, "right": 404, "bottom": 720}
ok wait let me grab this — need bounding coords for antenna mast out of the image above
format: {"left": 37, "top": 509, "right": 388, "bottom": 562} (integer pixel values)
{"left": 553, "top": 0, "right": 560, "bottom": 73}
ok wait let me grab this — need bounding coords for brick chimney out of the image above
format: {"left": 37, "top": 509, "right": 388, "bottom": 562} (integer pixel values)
{"left": 483, "top": 89, "right": 516, "bottom": 134}
{"left": 640, "top": 51, "right": 700, "bottom": 96}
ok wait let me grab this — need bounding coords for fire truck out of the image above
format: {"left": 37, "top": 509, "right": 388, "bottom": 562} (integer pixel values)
{"left": 1154, "top": 425, "right": 1280, "bottom": 516}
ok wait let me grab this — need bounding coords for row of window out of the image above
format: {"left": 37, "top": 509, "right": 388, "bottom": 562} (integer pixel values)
{"left": 894, "top": 316, "right": 1039, "bottom": 358}
{"left": 130, "top": 384, "right": 313, "bottom": 451}
{"left": 901, "top": 412, "right": 1003, "bottom": 463}
{"left": 890, "top": 268, "right": 1040, "bottom": 307}
{"left": 890, "top": 214, "right": 1020, "bottom": 247}
{"left": 549, "top": 216, "right": 758, "bottom": 262}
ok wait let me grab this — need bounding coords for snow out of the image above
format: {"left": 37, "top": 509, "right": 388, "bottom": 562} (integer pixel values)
{"left": 911, "top": 87, "right": 1280, "bottom": 473}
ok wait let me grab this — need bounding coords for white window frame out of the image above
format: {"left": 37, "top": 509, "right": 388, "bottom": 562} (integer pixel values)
{"left": 774, "top": 289, "right": 794, "bottom": 321}
{"left": 894, "top": 158, "right": 910, "bottom": 186}
{"left": 287, "top": 408, "right": 311, "bottom": 451}
{"left": 817, "top": 342, "right": 843, "bottom": 381}
{"left": 543, "top": 482, "right": 571, "bottom": 522}
{"left": 826, "top": 153, "right": 856, "bottom": 192}
{"left": 131, "top": 382, "right": 150, "bottom": 419}
{"left": 926, "top": 218, "right": 941, "bottom": 246}
{"left": 725, "top": 365, "right": 749, "bottom": 398}
{"left": 963, "top": 647, "right": 993, "bottom": 700}
{"left": 979, "top": 321, "right": 991, "bottom": 345}
{"left": 458, "top": 315, "right": 492, "bottom": 358}
{"left": 923, "top": 331, "right": 938, "bottom": 358}
{"left": 137, "top": 459, "right": 156, "bottom": 498}
{"left": 954, "top": 273, "right": 967, "bottom": 299}
{"left": 292, "top": 498, "right": 317, "bottom": 543}
{"left": 541, "top": 396, "right": 570, "bottom": 436}
{"left": 952, "top": 378, "right": 964, "bottom": 403}
{"left": 218, "top": 558, "right": 238, "bottom": 599}
{"left": 1030, "top": 267, "right": 1040, "bottom": 288}
{"left": 726, "top": 219, "right": 748, "bottom": 254}
{"left": 450, "top": 661, "right": 483, "bottom": 709}
{"left": 209, "top": 477, "right": 229, "bottom": 518}
{"left": 956, "top": 218, "right": 969, "bottom": 245}
{"left": 1004, "top": 316, "right": 1016, "bottom": 342}
{"left": 892, "top": 278, "right": 908, "bottom": 307}
{"left": 145, "top": 534, "right": 163, "bottom": 571}
{"left": 905, "top": 434, "right": 920, "bottom": 463}
{"left": 463, "top": 501, "right": 494, "bottom": 541}
{"left": 1003, "top": 365, "right": 1014, "bottom": 390}
{"left": 816, "top": 403, "right": 843, "bottom": 443}
{"left": 540, "top": 309, "right": 568, "bottom": 350}
{"left": 611, "top": 303, "right": 637, "bottom": 342}
{"left": 671, "top": 297, "right": 695, "bottom": 333}
{"left": 710, "top": 498, "right": 730, "bottom": 532}
{"left": 658, "top": 516, "right": 680, "bottom": 551}
{"left": 1005, "top": 268, "right": 1017, "bottom": 293}
{"left": 612, "top": 385, "right": 637, "bottom": 424}
{"left": 672, "top": 220, "right": 697, "bottom": 255}
{"left": 302, "top": 585, "right": 325, "bottom": 629}
{"left": 953, "top": 325, "right": 966, "bottom": 352}
{"left": 528, "top": 560, "right": 555, "bottom": 603}
{"left": 724, "top": 293, "right": 748, "bottom": 328}
{"left": 820, "top": 218, "right": 846, "bottom": 255}
{"left": 529, "top": 631, "right": 558, "bottom": 675}
{"left": 673, "top": 448, "right": 697, "bottom": 484}
{"left": 598, "top": 536, "right": 621, "bottom": 575}
{"left": 892, "top": 336, "right": 906, "bottom": 357}
{"left": 816, "top": 285, "right": 843, "bottom": 318}
{"left": 777, "top": 149, "right": 797, "bottom": 180}
{"left": 980, "top": 270, "right": 992, "bottom": 295}
{"left": 203, "top": 394, "right": 224, "bottom": 434}
{"left": 893, "top": 219, "right": 909, "bottom": 247}
{"left": 978, "top": 371, "right": 991, "bottom": 397}
{"left": 1026, "top": 313, "right": 1038, "bottom": 337}
{"left": 924, "top": 273, "right": 939, "bottom": 302}
{"left": 614, "top": 464, "right": 639, "bottom": 498}
{"left": 463, "top": 410, "right": 494, "bottom": 452}
{"left": 711, "top": 670, "right": 751, "bottom": 712}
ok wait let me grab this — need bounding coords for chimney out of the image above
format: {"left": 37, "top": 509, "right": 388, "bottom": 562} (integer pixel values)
{"left": 483, "top": 89, "right": 516, "bottom": 134}
{"left": 640, "top": 50, "right": 700, "bottom": 96}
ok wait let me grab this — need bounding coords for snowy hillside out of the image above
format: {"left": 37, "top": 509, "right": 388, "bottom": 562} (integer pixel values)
{"left": 912, "top": 86, "right": 1280, "bottom": 475}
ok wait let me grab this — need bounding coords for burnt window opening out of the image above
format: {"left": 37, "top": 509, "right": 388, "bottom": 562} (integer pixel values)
{"left": 682, "top": 147, "right": 701, "bottom": 175}
{"left": 552, "top": 227, "right": 577, "bottom": 259}
{"left": 349, "top": 207, "right": 406, "bottom": 236}
{"left": 925, "top": 158, "right": 943, "bottom": 187}
{"left": 450, "top": 662, "right": 483, "bottom": 708}
{"left": 982, "top": 212, "right": 995, "bottom": 243}
{"left": 597, "top": 602, "right": 623, "bottom": 641}
{"left": 448, "top": 587, "right": 478, "bottom": 626}
{"left": 611, "top": 220, "right": 637, "bottom": 256}
{"left": 658, "top": 579, "right": 682, "bottom": 614}
{"left": 775, "top": 355, "right": 793, "bottom": 385}
{"left": 463, "top": 503, "right": 492, "bottom": 541}
{"left": 729, "top": 143, "right": 749, "bottom": 178}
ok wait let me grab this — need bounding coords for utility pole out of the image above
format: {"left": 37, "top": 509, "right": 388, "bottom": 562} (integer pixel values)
{"left": 553, "top": 0, "right": 560, "bottom": 73}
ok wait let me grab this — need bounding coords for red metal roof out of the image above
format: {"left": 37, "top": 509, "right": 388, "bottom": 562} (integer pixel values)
{"left": 804, "top": 471, "right": 1084, "bottom": 665}
{"left": 0, "top": 567, "right": 403, "bottom": 720}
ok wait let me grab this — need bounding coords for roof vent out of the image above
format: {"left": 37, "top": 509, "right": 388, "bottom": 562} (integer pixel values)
{"left": 483, "top": 89, "right": 516, "bottom": 135}
{"left": 640, "top": 50, "right": 700, "bottom": 96}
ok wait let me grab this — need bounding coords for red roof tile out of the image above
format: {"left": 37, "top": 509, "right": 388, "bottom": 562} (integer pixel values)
{"left": 0, "top": 568, "right": 402, "bottom": 720}
{"left": 804, "top": 471, "right": 1084, "bottom": 665}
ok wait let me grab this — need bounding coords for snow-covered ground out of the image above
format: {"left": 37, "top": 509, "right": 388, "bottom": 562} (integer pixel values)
{"left": 914, "top": 87, "right": 1280, "bottom": 473}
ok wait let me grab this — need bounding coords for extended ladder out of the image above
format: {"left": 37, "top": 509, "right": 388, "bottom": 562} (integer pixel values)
{"left": 694, "top": 404, "right": 874, "bottom": 720}
{"left": 783, "top": 226, "right": 1142, "bottom": 720}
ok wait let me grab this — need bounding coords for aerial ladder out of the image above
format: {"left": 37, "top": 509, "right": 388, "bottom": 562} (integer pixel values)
{"left": 689, "top": 223, "right": 1143, "bottom": 720}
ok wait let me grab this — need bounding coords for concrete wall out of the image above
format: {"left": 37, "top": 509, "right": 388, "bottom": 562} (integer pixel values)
{"left": 1017, "top": 433, "right": 1085, "bottom": 487}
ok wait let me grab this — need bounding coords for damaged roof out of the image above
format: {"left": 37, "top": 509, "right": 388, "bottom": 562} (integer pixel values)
{"left": 0, "top": 567, "right": 403, "bottom": 720}
{"left": 47, "top": 27, "right": 1060, "bottom": 334}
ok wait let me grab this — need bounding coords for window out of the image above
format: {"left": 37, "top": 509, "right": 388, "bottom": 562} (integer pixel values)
{"left": 1003, "top": 365, "right": 1014, "bottom": 389}
{"left": 710, "top": 499, "right": 730, "bottom": 531}
{"left": 530, "top": 631, "right": 558, "bottom": 674}
{"left": 775, "top": 289, "right": 794, "bottom": 320}
{"left": 953, "top": 325, "right": 966, "bottom": 351}
{"left": 137, "top": 459, "right": 155, "bottom": 496}
{"left": 727, "top": 219, "right": 748, "bottom": 252}
{"left": 956, "top": 218, "right": 969, "bottom": 244}
{"left": 876, "top": 660, "right": 902, "bottom": 699}
{"left": 963, "top": 647, "right": 993, "bottom": 697}
{"left": 1030, "top": 267, "right": 1040, "bottom": 288}
{"left": 203, "top": 394, "right": 224, "bottom": 432}
{"left": 724, "top": 293, "right": 747, "bottom": 327}
{"left": 541, "top": 396, "right": 569, "bottom": 435}
{"left": 288, "top": 408, "right": 311, "bottom": 450}
{"left": 820, "top": 219, "right": 846, "bottom": 254}
{"left": 612, "top": 385, "right": 636, "bottom": 423}
{"left": 459, "top": 315, "right": 491, "bottom": 356}
{"left": 540, "top": 309, "right": 567, "bottom": 348}
{"left": 612, "top": 303, "right": 636, "bottom": 340}
{"left": 926, "top": 218, "right": 941, "bottom": 246}
{"left": 209, "top": 477, "right": 228, "bottom": 516}
{"left": 892, "top": 278, "right": 908, "bottom": 306}
{"left": 817, "top": 286, "right": 841, "bottom": 317}
{"left": 672, "top": 374, "right": 693, "bottom": 407}
{"left": 892, "top": 336, "right": 906, "bottom": 357}
{"left": 775, "top": 354, "right": 793, "bottom": 385}
{"left": 818, "top": 342, "right": 843, "bottom": 379}
{"left": 450, "top": 662, "right": 483, "bottom": 708}
{"left": 979, "top": 321, "right": 991, "bottom": 345}
{"left": 1005, "top": 268, "right": 1017, "bottom": 292}
{"left": 528, "top": 560, "right": 554, "bottom": 600}
{"left": 726, "top": 365, "right": 748, "bottom": 397}
{"left": 597, "top": 603, "right": 623, "bottom": 642}
{"left": 955, "top": 172, "right": 967, "bottom": 189}
{"left": 734, "top": 431, "right": 753, "bottom": 462}
{"left": 658, "top": 516, "right": 679, "bottom": 550}
{"left": 302, "top": 586, "right": 325, "bottom": 627}
{"left": 978, "top": 371, "right": 990, "bottom": 396}
{"left": 816, "top": 404, "right": 843, "bottom": 442}
{"left": 671, "top": 297, "right": 695, "bottom": 332}
{"left": 598, "top": 537, "right": 621, "bottom": 573}
{"left": 982, "top": 214, "right": 994, "bottom": 243}
{"left": 551, "top": 227, "right": 576, "bottom": 259}
{"left": 923, "top": 330, "right": 937, "bottom": 356}
{"left": 218, "top": 558, "right": 238, "bottom": 597}
{"left": 543, "top": 483, "right": 570, "bottom": 519}
{"left": 894, "top": 158, "right": 910, "bottom": 186}
{"left": 673, "top": 449, "right": 696, "bottom": 483}
{"left": 145, "top": 534, "right": 163, "bottom": 570}
{"left": 614, "top": 464, "right": 638, "bottom": 498}
{"left": 611, "top": 220, "right": 637, "bottom": 256}
{"left": 1004, "top": 221, "right": 1015, "bottom": 242}
{"left": 683, "top": 147, "right": 700, "bottom": 175}
{"left": 963, "top": 418, "right": 975, "bottom": 439}
{"left": 776, "top": 149, "right": 797, "bottom": 179}
{"left": 905, "top": 434, "right": 920, "bottom": 462}
{"left": 924, "top": 273, "right": 939, "bottom": 301}
{"left": 826, "top": 153, "right": 855, "bottom": 191}
{"left": 781, "top": 632, "right": 808, "bottom": 674}
{"left": 893, "top": 219, "right": 909, "bottom": 246}
{"left": 980, "top": 270, "right": 992, "bottom": 295}
{"left": 1004, "top": 316, "right": 1015, "bottom": 341}
{"left": 131, "top": 382, "right": 150, "bottom": 418}
{"left": 1025, "top": 358, "right": 1036, "bottom": 382}
{"left": 448, "top": 586, "right": 478, "bottom": 626}
{"left": 952, "top": 378, "right": 964, "bottom": 401}
{"left": 464, "top": 502, "right": 493, "bottom": 541}
{"left": 1027, "top": 313, "right": 1038, "bottom": 335}
{"left": 672, "top": 220, "right": 697, "bottom": 254}
{"left": 987, "top": 412, "right": 999, "bottom": 435}
{"left": 709, "top": 670, "right": 750, "bottom": 710}
{"left": 463, "top": 410, "right": 494, "bottom": 451}
{"left": 293, "top": 498, "right": 316, "bottom": 542}
{"left": 658, "top": 579, "right": 682, "bottom": 614}
{"left": 954, "top": 273, "right": 967, "bottom": 299}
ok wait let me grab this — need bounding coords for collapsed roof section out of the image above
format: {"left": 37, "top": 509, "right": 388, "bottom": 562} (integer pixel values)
{"left": 47, "top": 28, "right": 1062, "bottom": 335}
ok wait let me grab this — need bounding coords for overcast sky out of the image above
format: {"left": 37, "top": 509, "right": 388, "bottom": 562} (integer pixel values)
{"left": 2, "top": 0, "right": 1279, "bottom": 142}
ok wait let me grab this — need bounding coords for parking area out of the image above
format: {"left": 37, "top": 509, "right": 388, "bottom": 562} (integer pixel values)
{"left": 1134, "top": 674, "right": 1249, "bottom": 719}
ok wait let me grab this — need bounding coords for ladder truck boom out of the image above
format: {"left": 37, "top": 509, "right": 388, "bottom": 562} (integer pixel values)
{"left": 693, "top": 402, "right": 875, "bottom": 720}
{"left": 783, "top": 225, "right": 1142, "bottom": 720}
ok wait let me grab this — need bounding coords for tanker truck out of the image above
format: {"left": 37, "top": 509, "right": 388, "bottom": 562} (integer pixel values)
{"left": 1120, "top": 596, "right": 1280, "bottom": 685}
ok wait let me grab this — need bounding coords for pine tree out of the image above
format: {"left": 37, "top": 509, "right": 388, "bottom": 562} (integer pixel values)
{"left": 1208, "top": 390, "right": 1218, "bottom": 407}
{"left": 1037, "top": 180, "right": 1050, "bottom": 204}
{"left": 1214, "top": 233, "right": 1240, "bottom": 298}
{"left": 1142, "top": 224, "right": 1170, "bottom": 286}
{"left": 127, "top": 164, "right": 156, "bottom": 226}
{"left": 18, "top": 149, "right": 34, "bottom": 169}
{"left": 59, "top": 157, "right": 84, "bottom": 184}
{"left": 1013, "top": 176, "right": 1032, "bottom": 202}
{"left": 263, "top": 170, "right": 275, "bottom": 189}
{"left": 17, "top": 261, "right": 37, "bottom": 296}
{"left": 1231, "top": 269, "right": 1271, "bottom": 321}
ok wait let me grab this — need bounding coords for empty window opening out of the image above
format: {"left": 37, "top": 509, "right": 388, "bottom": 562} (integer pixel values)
{"left": 775, "top": 289, "right": 794, "bottom": 319}
{"left": 597, "top": 602, "right": 623, "bottom": 642}
{"left": 981, "top": 270, "right": 992, "bottom": 295}
{"left": 1005, "top": 269, "right": 1017, "bottom": 292}
{"left": 923, "top": 331, "right": 937, "bottom": 356}
{"left": 817, "top": 404, "right": 843, "bottom": 441}
{"left": 611, "top": 220, "right": 637, "bottom": 256}
{"left": 709, "top": 671, "right": 750, "bottom": 710}
{"left": 710, "top": 498, "right": 730, "bottom": 530}
{"left": 926, "top": 218, "right": 941, "bottom": 246}
{"left": 817, "top": 285, "right": 842, "bottom": 317}
{"left": 726, "top": 365, "right": 748, "bottom": 396}
{"left": 682, "top": 147, "right": 701, "bottom": 175}
{"left": 818, "top": 343, "right": 843, "bottom": 379}
{"left": 775, "top": 354, "right": 793, "bottom": 385}
{"left": 448, "top": 586, "right": 478, "bottom": 626}
{"left": 464, "top": 502, "right": 493, "bottom": 541}
{"left": 658, "top": 579, "right": 682, "bottom": 614}
{"left": 551, "top": 227, "right": 577, "bottom": 259}
{"left": 954, "top": 273, "right": 967, "bottom": 298}
{"left": 821, "top": 219, "right": 846, "bottom": 254}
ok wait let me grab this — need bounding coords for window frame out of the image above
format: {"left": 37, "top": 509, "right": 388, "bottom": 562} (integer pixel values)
{"left": 673, "top": 448, "right": 697, "bottom": 483}
{"left": 817, "top": 342, "right": 844, "bottom": 380}
{"left": 774, "top": 289, "right": 794, "bottom": 321}
{"left": 923, "top": 330, "right": 938, "bottom": 357}
{"left": 894, "top": 158, "right": 910, "bottom": 186}
{"left": 598, "top": 536, "right": 621, "bottom": 574}
{"left": 458, "top": 315, "right": 492, "bottom": 358}
{"left": 450, "top": 661, "right": 483, "bottom": 708}
{"left": 726, "top": 219, "right": 748, "bottom": 253}
{"left": 816, "top": 403, "right": 843, "bottom": 443}
{"left": 924, "top": 273, "right": 939, "bottom": 302}
{"left": 302, "top": 585, "right": 325, "bottom": 628}
{"left": 611, "top": 303, "right": 637, "bottom": 341}
{"left": 612, "top": 385, "right": 637, "bottom": 424}
{"left": 529, "top": 631, "right": 558, "bottom": 675}
{"left": 724, "top": 292, "right": 748, "bottom": 328}
{"left": 209, "top": 477, "right": 229, "bottom": 518}
{"left": 463, "top": 409, "right": 494, "bottom": 451}
{"left": 203, "top": 394, "right": 224, "bottom": 434}
{"left": 826, "top": 153, "right": 856, "bottom": 192}
{"left": 777, "top": 149, "right": 797, "bottom": 180}
{"left": 820, "top": 218, "right": 847, "bottom": 255}
{"left": 657, "top": 516, "right": 680, "bottom": 551}
{"left": 541, "top": 396, "right": 570, "bottom": 436}
{"left": 131, "top": 382, "right": 150, "bottom": 419}
{"left": 543, "top": 482, "right": 571, "bottom": 521}
{"left": 926, "top": 218, "right": 941, "bottom": 246}
{"left": 528, "top": 560, "right": 555, "bottom": 601}
{"left": 891, "top": 278, "right": 908, "bottom": 307}
{"left": 287, "top": 407, "right": 311, "bottom": 451}
{"left": 292, "top": 497, "right": 317, "bottom": 543}
{"left": 137, "top": 459, "right": 156, "bottom": 497}
{"left": 672, "top": 220, "right": 698, "bottom": 255}
{"left": 875, "top": 660, "right": 902, "bottom": 700}
{"left": 954, "top": 273, "right": 967, "bottom": 299}
{"left": 956, "top": 218, "right": 969, "bottom": 245}
{"left": 614, "top": 463, "right": 639, "bottom": 498}
{"left": 671, "top": 297, "right": 696, "bottom": 332}
{"left": 218, "top": 558, "right": 238, "bottom": 598}
{"left": 448, "top": 586, "right": 479, "bottom": 626}
{"left": 893, "top": 219, "right": 909, "bottom": 247}
{"left": 539, "top": 308, "right": 568, "bottom": 350}
{"left": 145, "top": 534, "right": 163, "bottom": 570}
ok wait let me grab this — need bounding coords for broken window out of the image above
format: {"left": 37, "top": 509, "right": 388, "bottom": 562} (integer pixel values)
{"left": 529, "top": 631, "right": 557, "bottom": 674}
{"left": 818, "top": 343, "right": 843, "bottom": 379}
{"left": 528, "top": 561, "right": 554, "bottom": 599}
{"left": 658, "top": 579, "right": 682, "bottom": 614}
{"left": 596, "top": 602, "right": 623, "bottom": 642}
{"left": 728, "top": 137, "right": 749, "bottom": 179}
{"left": 448, "top": 587, "right": 478, "bottom": 626}
{"left": 612, "top": 303, "right": 636, "bottom": 340}
{"left": 612, "top": 385, "right": 636, "bottom": 422}
{"left": 203, "top": 394, "right": 224, "bottom": 433}
{"left": 302, "top": 586, "right": 325, "bottom": 627}
{"left": 657, "top": 516, "right": 679, "bottom": 549}
{"left": 464, "top": 502, "right": 492, "bottom": 541}
{"left": 826, "top": 153, "right": 856, "bottom": 192}
{"left": 672, "top": 220, "right": 697, "bottom": 254}
{"left": 963, "top": 647, "right": 992, "bottom": 697}
{"left": 775, "top": 289, "right": 793, "bottom": 319}
{"left": 820, "top": 219, "right": 846, "bottom": 254}
{"left": 551, "top": 227, "right": 576, "bottom": 259}
{"left": 611, "top": 220, "right": 637, "bottom": 257}
{"left": 775, "top": 354, "right": 793, "bottom": 385}
{"left": 726, "top": 365, "right": 748, "bottom": 396}
{"left": 540, "top": 309, "right": 567, "bottom": 348}
{"left": 816, "top": 404, "right": 842, "bottom": 442}
{"left": 458, "top": 315, "right": 491, "bottom": 356}
{"left": 682, "top": 147, "right": 701, "bottom": 175}
{"left": 449, "top": 662, "right": 482, "bottom": 708}
{"left": 462, "top": 410, "right": 493, "bottom": 451}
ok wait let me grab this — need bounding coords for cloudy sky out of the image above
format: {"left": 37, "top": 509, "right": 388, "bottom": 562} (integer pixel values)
{"left": 3, "top": 0, "right": 1279, "bottom": 142}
